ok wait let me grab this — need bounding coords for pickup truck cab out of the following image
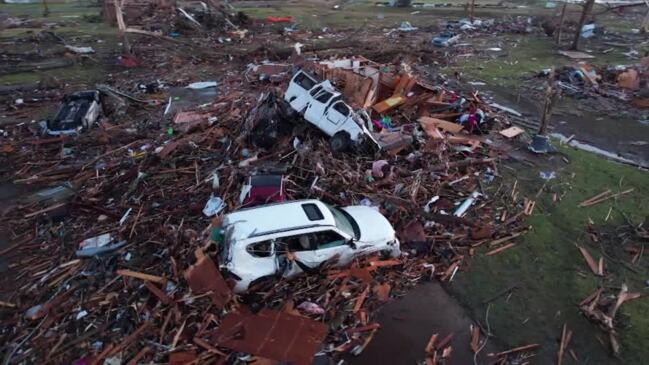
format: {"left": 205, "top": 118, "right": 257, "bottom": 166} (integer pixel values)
{"left": 219, "top": 199, "right": 400, "bottom": 293}
{"left": 284, "top": 70, "right": 376, "bottom": 152}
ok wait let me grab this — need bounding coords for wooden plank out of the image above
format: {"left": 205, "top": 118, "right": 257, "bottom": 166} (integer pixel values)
{"left": 499, "top": 126, "right": 525, "bottom": 138}
{"left": 485, "top": 243, "right": 515, "bottom": 256}
{"left": 373, "top": 95, "right": 406, "bottom": 114}
{"left": 418, "top": 116, "right": 464, "bottom": 134}
{"left": 576, "top": 245, "right": 601, "bottom": 276}
{"left": 117, "top": 269, "right": 166, "bottom": 284}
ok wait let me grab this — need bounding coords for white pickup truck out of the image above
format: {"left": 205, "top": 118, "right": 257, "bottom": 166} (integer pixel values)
{"left": 284, "top": 70, "right": 378, "bottom": 152}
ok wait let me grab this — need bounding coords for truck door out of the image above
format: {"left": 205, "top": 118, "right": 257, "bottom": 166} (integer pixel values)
{"left": 303, "top": 90, "right": 336, "bottom": 135}
{"left": 322, "top": 101, "right": 352, "bottom": 136}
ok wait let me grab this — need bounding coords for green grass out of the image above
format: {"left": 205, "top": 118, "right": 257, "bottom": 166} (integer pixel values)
{"left": 450, "top": 144, "right": 649, "bottom": 364}
{"left": 444, "top": 34, "right": 639, "bottom": 90}
{"left": 236, "top": 2, "right": 547, "bottom": 31}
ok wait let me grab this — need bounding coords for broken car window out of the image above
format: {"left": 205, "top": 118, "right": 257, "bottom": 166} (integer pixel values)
{"left": 276, "top": 234, "right": 317, "bottom": 252}
{"left": 295, "top": 72, "right": 317, "bottom": 90}
{"left": 315, "top": 91, "right": 333, "bottom": 103}
{"left": 313, "top": 230, "right": 347, "bottom": 249}
{"left": 246, "top": 240, "right": 273, "bottom": 257}
{"left": 309, "top": 85, "right": 323, "bottom": 97}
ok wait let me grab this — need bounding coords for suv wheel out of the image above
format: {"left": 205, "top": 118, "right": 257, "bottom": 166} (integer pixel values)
{"left": 330, "top": 132, "right": 351, "bottom": 152}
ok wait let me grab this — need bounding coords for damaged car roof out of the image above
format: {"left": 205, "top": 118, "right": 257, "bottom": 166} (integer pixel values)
{"left": 223, "top": 199, "right": 337, "bottom": 241}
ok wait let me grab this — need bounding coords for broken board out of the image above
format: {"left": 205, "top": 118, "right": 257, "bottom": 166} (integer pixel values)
{"left": 418, "top": 116, "right": 464, "bottom": 134}
{"left": 499, "top": 126, "right": 524, "bottom": 138}
{"left": 558, "top": 50, "right": 595, "bottom": 59}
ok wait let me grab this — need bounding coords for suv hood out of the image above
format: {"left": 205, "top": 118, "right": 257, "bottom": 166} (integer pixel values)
{"left": 342, "top": 206, "right": 395, "bottom": 244}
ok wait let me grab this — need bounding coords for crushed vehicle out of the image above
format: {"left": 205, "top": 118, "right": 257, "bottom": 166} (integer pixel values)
{"left": 284, "top": 70, "right": 378, "bottom": 152}
{"left": 240, "top": 173, "right": 286, "bottom": 207}
{"left": 43, "top": 90, "right": 101, "bottom": 135}
{"left": 219, "top": 199, "right": 400, "bottom": 292}
{"left": 432, "top": 31, "right": 460, "bottom": 47}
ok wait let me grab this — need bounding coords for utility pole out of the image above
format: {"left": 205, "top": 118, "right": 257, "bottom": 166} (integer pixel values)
{"left": 469, "top": 0, "right": 476, "bottom": 23}
{"left": 641, "top": 0, "right": 649, "bottom": 33}
{"left": 556, "top": 2, "right": 567, "bottom": 46}
{"left": 529, "top": 70, "right": 559, "bottom": 154}
{"left": 571, "top": 0, "right": 595, "bottom": 50}
{"left": 42, "top": 0, "right": 50, "bottom": 17}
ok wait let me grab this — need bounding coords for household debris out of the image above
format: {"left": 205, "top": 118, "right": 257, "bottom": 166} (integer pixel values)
{"left": 0, "top": 37, "right": 535, "bottom": 364}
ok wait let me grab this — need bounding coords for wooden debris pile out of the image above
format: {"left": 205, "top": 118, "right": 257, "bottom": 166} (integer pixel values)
{"left": 0, "top": 55, "right": 531, "bottom": 364}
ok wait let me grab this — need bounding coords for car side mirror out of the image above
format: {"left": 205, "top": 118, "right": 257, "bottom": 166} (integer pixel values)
{"left": 348, "top": 240, "right": 356, "bottom": 249}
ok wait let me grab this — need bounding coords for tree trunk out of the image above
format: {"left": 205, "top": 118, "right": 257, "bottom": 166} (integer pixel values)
{"left": 571, "top": 0, "right": 595, "bottom": 50}
{"left": 556, "top": 3, "right": 567, "bottom": 45}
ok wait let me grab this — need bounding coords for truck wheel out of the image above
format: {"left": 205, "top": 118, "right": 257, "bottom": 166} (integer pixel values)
{"left": 330, "top": 132, "right": 351, "bottom": 152}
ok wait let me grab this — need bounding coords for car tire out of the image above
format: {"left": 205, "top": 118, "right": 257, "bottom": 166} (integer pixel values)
{"left": 248, "top": 275, "right": 277, "bottom": 292}
{"left": 330, "top": 132, "right": 351, "bottom": 153}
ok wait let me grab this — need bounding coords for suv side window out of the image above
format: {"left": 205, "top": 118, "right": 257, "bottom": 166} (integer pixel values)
{"left": 312, "top": 230, "right": 347, "bottom": 249}
{"left": 333, "top": 102, "right": 350, "bottom": 116}
{"left": 275, "top": 230, "right": 347, "bottom": 253}
{"left": 246, "top": 240, "right": 273, "bottom": 257}
{"left": 309, "top": 85, "right": 323, "bottom": 97}
{"left": 275, "top": 234, "right": 316, "bottom": 252}
{"left": 315, "top": 91, "right": 333, "bottom": 103}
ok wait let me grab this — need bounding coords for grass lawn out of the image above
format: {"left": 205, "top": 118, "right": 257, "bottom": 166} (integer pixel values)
{"left": 450, "top": 144, "right": 649, "bottom": 364}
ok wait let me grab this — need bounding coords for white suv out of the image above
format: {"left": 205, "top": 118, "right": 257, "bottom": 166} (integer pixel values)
{"left": 219, "top": 200, "right": 400, "bottom": 293}
{"left": 284, "top": 70, "right": 377, "bottom": 152}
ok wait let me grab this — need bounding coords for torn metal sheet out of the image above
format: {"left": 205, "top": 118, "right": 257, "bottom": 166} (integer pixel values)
{"left": 183, "top": 256, "right": 232, "bottom": 309}
{"left": 213, "top": 308, "right": 327, "bottom": 365}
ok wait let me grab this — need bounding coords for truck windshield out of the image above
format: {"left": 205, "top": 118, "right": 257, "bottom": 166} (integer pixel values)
{"left": 326, "top": 204, "right": 360, "bottom": 240}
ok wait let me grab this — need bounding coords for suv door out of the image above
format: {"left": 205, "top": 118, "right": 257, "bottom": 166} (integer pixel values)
{"left": 322, "top": 101, "right": 351, "bottom": 135}
{"left": 293, "top": 229, "right": 353, "bottom": 267}
{"left": 239, "top": 238, "right": 277, "bottom": 282}
{"left": 304, "top": 91, "right": 336, "bottom": 135}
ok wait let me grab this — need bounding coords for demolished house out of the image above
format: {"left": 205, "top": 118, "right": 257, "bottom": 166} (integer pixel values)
{"left": 0, "top": 0, "right": 564, "bottom": 356}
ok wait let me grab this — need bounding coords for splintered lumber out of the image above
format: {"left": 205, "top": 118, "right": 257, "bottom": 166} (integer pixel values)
{"left": 425, "top": 334, "right": 439, "bottom": 354}
{"left": 578, "top": 188, "right": 634, "bottom": 207}
{"left": 485, "top": 243, "right": 515, "bottom": 256}
{"left": 117, "top": 269, "right": 166, "bottom": 284}
{"left": 144, "top": 281, "right": 172, "bottom": 304}
{"left": 418, "top": 117, "right": 464, "bottom": 134}
{"left": 557, "top": 324, "right": 572, "bottom": 365}
{"left": 575, "top": 244, "right": 602, "bottom": 276}
{"left": 470, "top": 326, "right": 480, "bottom": 354}
{"left": 491, "top": 343, "right": 540, "bottom": 357}
{"left": 0, "top": 301, "right": 17, "bottom": 308}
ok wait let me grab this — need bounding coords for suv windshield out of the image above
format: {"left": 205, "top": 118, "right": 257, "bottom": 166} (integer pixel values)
{"left": 326, "top": 204, "right": 360, "bottom": 240}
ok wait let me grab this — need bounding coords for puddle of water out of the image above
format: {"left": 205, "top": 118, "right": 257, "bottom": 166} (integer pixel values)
{"left": 348, "top": 282, "right": 497, "bottom": 365}
{"left": 551, "top": 132, "right": 648, "bottom": 169}
{"left": 484, "top": 85, "right": 649, "bottom": 168}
